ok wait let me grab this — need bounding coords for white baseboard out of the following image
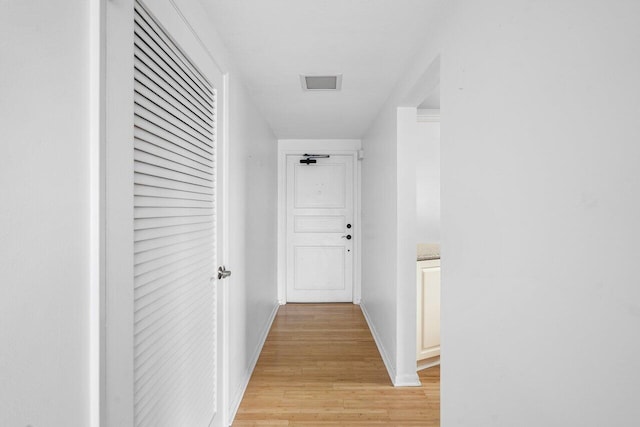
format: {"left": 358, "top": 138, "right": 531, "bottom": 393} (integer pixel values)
{"left": 417, "top": 357, "right": 440, "bottom": 371}
{"left": 394, "top": 373, "right": 422, "bottom": 387}
{"left": 359, "top": 301, "right": 421, "bottom": 387}
{"left": 227, "top": 301, "right": 279, "bottom": 426}
{"left": 359, "top": 301, "right": 397, "bottom": 385}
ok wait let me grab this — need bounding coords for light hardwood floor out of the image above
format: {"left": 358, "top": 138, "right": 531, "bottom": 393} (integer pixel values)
{"left": 233, "top": 303, "right": 440, "bottom": 426}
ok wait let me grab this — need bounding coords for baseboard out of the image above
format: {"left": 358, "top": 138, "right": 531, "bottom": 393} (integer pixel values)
{"left": 359, "top": 301, "right": 422, "bottom": 387}
{"left": 394, "top": 373, "right": 422, "bottom": 387}
{"left": 358, "top": 301, "right": 397, "bottom": 386}
{"left": 227, "top": 301, "right": 279, "bottom": 426}
{"left": 417, "top": 357, "right": 440, "bottom": 371}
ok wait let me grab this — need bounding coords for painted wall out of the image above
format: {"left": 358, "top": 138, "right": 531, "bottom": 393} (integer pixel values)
{"left": 227, "top": 74, "right": 279, "bottom": 420}
{"left": 441, "top": 2, "right": 640, "bottom": 424}
{"left": 360, "top": 103, "right": 400, "bottom": 383}
{"left": 360, "top": 108, "right": 441, "bottom": 386}
{"left": 364, "top": 0, "right": 640, "bottom": 425}
{"left": 415, "top": 120, "right": 440, "bottom": 244}
{"left": 0, "top": 0, "right": 278, "bottom": 425}
{"left": 0, "top": 1, "right": 91, "bottom": 425}
{"left": 394, "top": 107, "right": 421, "bottom": 385}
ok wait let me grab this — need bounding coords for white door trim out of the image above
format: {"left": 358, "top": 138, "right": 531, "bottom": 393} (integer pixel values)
{"left": 104, "top": 0, "right": 135, "bottom": 423}
{"left": 89, "top": 1, "right": 106, "bottom": 426}
{"left": 277, "top": 140, "right": 362, "bottom": 305}
{"left": 101, "top": 1, "right": 230, "bottom": 424}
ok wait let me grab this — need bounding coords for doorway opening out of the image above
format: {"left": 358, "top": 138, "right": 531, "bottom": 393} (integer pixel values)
{"left": 414, "top": 104, "right": 441, "bottom": 371}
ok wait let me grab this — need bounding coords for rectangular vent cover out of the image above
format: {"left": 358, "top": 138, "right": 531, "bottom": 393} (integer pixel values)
{"left": 301, "top": 75, "right": 342, "bottom": 91}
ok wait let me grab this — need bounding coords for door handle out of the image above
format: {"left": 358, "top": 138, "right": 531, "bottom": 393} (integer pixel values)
{"left": 218, "top": 266, "right": 232, "bottom": 280}
{"left": 341, "top": 234, "right": 352, "bottom": 240}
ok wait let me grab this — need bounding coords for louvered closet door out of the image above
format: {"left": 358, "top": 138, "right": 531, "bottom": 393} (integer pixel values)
{"left": 133, "top": 2, "right": 220, "bottom": 426}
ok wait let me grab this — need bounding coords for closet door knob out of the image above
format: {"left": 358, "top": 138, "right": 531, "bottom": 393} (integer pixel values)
{"left": 217, "top": 266, "right": 232, "bottom": 280}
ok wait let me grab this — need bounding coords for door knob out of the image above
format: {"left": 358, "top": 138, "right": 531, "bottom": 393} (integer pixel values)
{"left": 341, "top": 234, "right": 352, "bottom": 240}
{"left": 218, "top": 266, "right": 232, "bottom": 280}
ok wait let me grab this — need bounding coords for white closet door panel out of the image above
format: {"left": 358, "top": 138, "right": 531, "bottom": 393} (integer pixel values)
{"left": 135, "top": 226, "right": 213, "bottom": 251}
{"left": 134, "top": 221, "right": 212, "bottom": 241}
{"left": 134, "top": 266, "right": 210, "bottom": 319}
{"left": 134, "top": 139, "right": 213, "bottom": 175}
{"left": 135, "top": 175, "right": 213, "bottom": 197}
{"left": 134, "top": 244, "right": 213, "bottom": 276}
{"left": 134, "top": 196, "right": 212, "bottom": 210}
{"left": 134, "top": 215, "right": 212, "bottom": 231}
{"left": 133, "top": 34, "right": 211, "bottom": 112}
{"left": 135, "top": 83, "right": 212, "bottom": 137}
{"left": 134, "top": 286, "right": 210, "bottom": 373}
{"left": 134, "top": 92, "right": 211, "bottom": 145}
{"left": 133, "top": 53, "right": 211, "bottom": 121}
{"left": 133, "top": 18, "right": 213, "bottom": 101}
{"left": 135, "top": 209, "right": 212, "bottom": 224}
{"left": 134, "top": 65, "right": 211, "bottom": 126}
{"left": 134, "top": 253, "right": 213, "bottom": 292}
{"left": 134, "top": 106, "right": 212, "bottom": 153}
{"left": 133, "top": 64, "right": 213, "bottom": 127}
{"left": 134, "top": 234, "right": 212, "bottom": 265}
{"left": 134, "top": 116, "right": 212, "bottom": 157}
{"left": 134, "top": 7, "right": 212, "bottom": 99}
{"left": 133, "top": 1, "right": 217, "bottom": 425}
{"left": 134, "top": 150, "right": 213, "bottom": 182}
{"left": 134, "top": 125, "right": 212, "bottom": 164}
{"left": 134, "top": 185, "right": 213, "bottom": 203}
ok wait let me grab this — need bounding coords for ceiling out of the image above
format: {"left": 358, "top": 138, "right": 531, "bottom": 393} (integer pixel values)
{"left": 200, "top": 0, "right": 441, "bottom": 139}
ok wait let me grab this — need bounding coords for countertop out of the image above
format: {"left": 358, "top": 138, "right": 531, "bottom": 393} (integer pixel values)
{"left": 417, "top": 243, "right": 440, "bottom": 261}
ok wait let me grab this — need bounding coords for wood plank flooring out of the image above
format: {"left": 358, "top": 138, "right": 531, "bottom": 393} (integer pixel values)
{"left": 233, "top": 303, "right": 440, "bottom": 426}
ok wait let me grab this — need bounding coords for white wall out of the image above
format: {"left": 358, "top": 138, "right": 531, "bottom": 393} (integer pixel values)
{"left": 0, "top": 1, "right": 91, "bottom": 425}
{"left": 361, "top": 106, "right": 441, "bottom": 387}
{"left": 364, "top": 0, "right": 640, "bottom": 425}
{"left": 227, "top": 74, "right": 279, "bottom": 421}
{"left": 360, "top": 102, "right": 400, "bottom": 383}
{"left": 415, "top": 120, "right": 440, "bottom": 243}
{"left": 0, "top": 1, "right": 279, "bottom": 425}
{"left": 361, "top": 60, "right": 442, "bottom": 387}
{"left": 395, "top": 107, "right": 421, "bottom": 385}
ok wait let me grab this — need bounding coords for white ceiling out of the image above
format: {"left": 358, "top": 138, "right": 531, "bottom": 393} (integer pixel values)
{"left": 200, "top": 0, "right": 441, "bottom": 139}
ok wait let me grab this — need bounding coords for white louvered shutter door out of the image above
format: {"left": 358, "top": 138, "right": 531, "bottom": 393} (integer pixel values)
{"left": 133, "top": 2, "right": 217, "bottom": 426}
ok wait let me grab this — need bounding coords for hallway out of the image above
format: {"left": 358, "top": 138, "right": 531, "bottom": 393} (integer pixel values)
{"left": 233, "top": 304, "right": 440, "bottom": 426}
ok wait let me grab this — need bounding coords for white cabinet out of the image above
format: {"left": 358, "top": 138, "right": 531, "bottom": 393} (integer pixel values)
{"left": 417, "top": 259, "right": 441, "bottom": 362}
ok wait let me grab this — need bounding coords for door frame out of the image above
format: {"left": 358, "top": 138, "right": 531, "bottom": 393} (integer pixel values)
{"left": 277, "top": 139, "right": 362, "bottom": 305}
{"left": 96, "top": 0, "right": 230, "bottom": 425}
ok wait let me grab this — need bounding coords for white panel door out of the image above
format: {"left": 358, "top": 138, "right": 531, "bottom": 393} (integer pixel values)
{"left": 286, "top": 155, "right": 354, "bottom": 302}
{"left": 132, "top": 2, "right": 224, "bottom": 426}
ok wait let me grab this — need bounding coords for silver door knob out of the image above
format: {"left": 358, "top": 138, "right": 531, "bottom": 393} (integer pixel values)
{"left": 218, "top": 266, "right": 231, "bottom": 280}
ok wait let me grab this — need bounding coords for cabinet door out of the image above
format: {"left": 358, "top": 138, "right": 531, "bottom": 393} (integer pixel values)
{"left": 417, "top": 260, "right": 441, "bottom": 360}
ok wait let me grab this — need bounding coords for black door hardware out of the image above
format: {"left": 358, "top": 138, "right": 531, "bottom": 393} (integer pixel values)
{"left": 299, "top": 154, "right": 330, "bottom": 165}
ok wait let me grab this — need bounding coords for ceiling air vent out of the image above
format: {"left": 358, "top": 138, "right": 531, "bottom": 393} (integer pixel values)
{"left": 300, "top": 74, "right": 342, "bottom": 91}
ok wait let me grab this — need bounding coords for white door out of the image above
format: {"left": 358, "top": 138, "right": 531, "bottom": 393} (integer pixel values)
{"left": 132, "top": 2, "right": 225, "bottom": 426}
{"left": 286, "top": 154, "right": 354, "bottom": 302}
